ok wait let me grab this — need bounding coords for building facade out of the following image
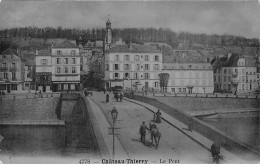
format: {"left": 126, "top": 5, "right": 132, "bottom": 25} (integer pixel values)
{"left": 162, "top": 63, "right": 214, "bottom": 94}
{"left": 0, "top": 49, "right": 23, "bottom": 93}
{"left": 212, "top": 53, "right": 258, "bottom": 94}
{"left": 35, "top": 50, "right": 52, "bottom": 92}
{"left": 104, "top": 44, "right": 162, "bottom": 90}
{"left": 51, "top": 40, "right": 81, "bottom": 92}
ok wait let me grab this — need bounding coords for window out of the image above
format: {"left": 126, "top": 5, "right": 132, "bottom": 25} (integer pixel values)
{"left": 72, "top": 58, "right": 76, "bottom": 64}
{"left": 57, "top": 67, "right": 61, "bottom": 73}
{"left": 71, "top": 84, "right": 75, "bottom": 90}
{"left": 154, "top": 64, "right": 159, "bottom": 70}
{"left": 115, "top": 55, "right": 119, "bottom": 61}
{"left": 64, "top": 84, "right": 68, "bottom": 90}
{"left": 134, "top": 73, "right": 138, "bottom": 79}
{"left": 57, "top": 50, "right": 62, "bottom": 55}
{"left": 114, "top": 73, "right": 119, "bottom": 78}
{"left": 144, "top": 73, "right": 149, "bottom": 79}
{"left": 64, "top": 58, "right": 68, "bottom": 64}
{"left": 144, "top": 64, "right": 149, "bottom": 70}
{"left": 135, "top": 55, "right": 140, "bottom": 61}
{"left": 178, "top": 88, "right": 182, "bottom": 92}
{"left": 106, "top": 64, "right": 109, "bottom": 71}
{"left": 64, "top": 67, "right": 68, "bottom": 73}
{"left": 114, "top": 64, "right": 119, "bottom": 70}
{"left": 218, "top": 76, "right": 220, "bottom": 82}
{"left": 124, "top": 64, "right": 130, "bottom": 70}
{"left": 183, "top": 88, "right": 186, "bottom": 92}
{"left": 11, "top": 84, "right": 17, "bottom": 90}
{"left": 124, "top": 73, "right": 129, "bottom": 78}
{"left": 4, "top": 73, "right": 7, "bottom": 79}
{"left": 125, "top": 55, "right": 130, "bottom": 61}
{"left": 57, "top": 58, "right": 61, "bottom": 64}
{"left": 224, "top": 69, "right": 226, "bottom": 74}
{"left": 228, "top": 76, "right": 231, "bottom": 82}
{"left": 155, "top": 82, "right": 158, "bottom": 87}
{"left": 42, "top": 59, "right": 47, "bottom": 66}
{"left": 155, "top": 55, "right": 159, "bottom": 61}
{"left": 71, "top": 50, "right": 75, "bottom": 55}
{"left": 172, "top": 88, "right": 175, "bottom": 92}
{"left": 11, "top": 63, "right": 15, "bottom": 68}
{"left": 72, "top": 67, "right": 76, "bottom": 73}
{"left": 136, "top": 64, "right": 140, "bottom": 70}
{"left": 58, "top": 84, "right": 61, "bottom": 90}
{"left": 145, "top": 55, "right": 149, "bottom": 61}
{"left": 12, "top": 72, "right": 16, "bottom": 79}
{"left": 3, "top": 63, "right": 6, "bottom": 68}
{"left": 224, "top": 76, "right": 226, "bottom": 82}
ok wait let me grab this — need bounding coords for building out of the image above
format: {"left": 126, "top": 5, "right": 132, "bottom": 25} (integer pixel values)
{"left": 162, "top": 62, "right": 214, "bottom": 94}
{"left": 35, "top": 49, "right": 52, "bottom": 92}
{"left": 211, "top": 53, "right": 258, "bottom": 94}
{"left": 0, "top": 49, "right": 24, "bottom": 93}
{"left": 104, "top": 43, "right": 163, "bottom": 90}
{"left": 51, "top": 40, "right": 81, "bottom": 92}
{"left": 21, "top": 51, "right": 36, "bottom": 91}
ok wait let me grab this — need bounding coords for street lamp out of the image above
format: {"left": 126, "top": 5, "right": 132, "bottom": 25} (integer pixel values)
{"left": 111, "top": 107, "right": 118, "bottom": 159}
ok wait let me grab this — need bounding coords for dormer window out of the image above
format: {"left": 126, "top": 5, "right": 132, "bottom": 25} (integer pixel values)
{"left": 71, "top": 50, "right": 75, "bottom": 55}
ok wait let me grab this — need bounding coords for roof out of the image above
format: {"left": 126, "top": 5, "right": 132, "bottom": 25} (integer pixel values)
{"left": 52, "top": 40, "right": 79, "bottom": 49}
{"left": 38, "top": 49, "right": 51, "bottom": 56}
{"left": 212, "top": 53, "right": 240, "bottom": 68}
{"left": 109, "top": 44, "right": 162, "bottom": 53}
{"left": 24, "top": 60, "right": 35, "bottom": 66}
{"left": 21, "top": 52, "right": 35, "bottom": 61}
{"left": 1, "top": 48, "right": 18, "bottom": 56}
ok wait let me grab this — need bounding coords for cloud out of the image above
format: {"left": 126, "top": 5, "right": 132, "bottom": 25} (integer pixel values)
{"left": 0, "top": 1, "right": 259, "bottom": 38}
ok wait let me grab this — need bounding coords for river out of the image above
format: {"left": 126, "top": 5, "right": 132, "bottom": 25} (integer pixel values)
{"left": 201, "top": 116, "right": 260, "bottom": 149}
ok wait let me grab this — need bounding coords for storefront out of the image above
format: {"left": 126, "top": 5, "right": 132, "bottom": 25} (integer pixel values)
{"left": 0, "top": 81, "right": 23, "bottom": 93}
{"left": 36, "top": 72, "right": 52, "bottom": 92}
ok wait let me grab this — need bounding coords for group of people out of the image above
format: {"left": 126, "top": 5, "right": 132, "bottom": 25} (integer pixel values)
{"left": 114, "top": 92, "right": 123, "bottom": 102}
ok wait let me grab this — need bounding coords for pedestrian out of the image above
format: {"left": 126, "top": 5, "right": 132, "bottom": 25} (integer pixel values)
{"left": 139, "top": 121, "right": 149, "bottom": 144}
{"left": 106, "top": 93, "right": 109, "bottom": 102}
{"left": 119, "top": 93, "right": 123, "bottom": 102}
{"left": 155, "top": 109, "right": 161, "bottom": 123}
{"left": 211, "top": 141, "right": 221, "bottom": 162}
{"left": 116, "top": 92, "right": 119, "bottom": 102}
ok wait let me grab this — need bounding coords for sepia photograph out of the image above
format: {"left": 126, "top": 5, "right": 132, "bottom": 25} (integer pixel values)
{"left": 0, "top": 0, "right": 260, "bottom": 164}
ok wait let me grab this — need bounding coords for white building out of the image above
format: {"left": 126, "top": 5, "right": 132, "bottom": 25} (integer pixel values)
{"left": 35, "top": 49, "right": 52, "bottom": 92}
{"left": 163, "top": 63, "right": 214, "bottom": 94}
{"left": 51, "top": 40, "right": 81, "bottom": 92}
{"left": 104, "top": 44, "right": 162, "bottom": 91}
{"left": 212, "top": 53, "right": 258, "bottom": 94}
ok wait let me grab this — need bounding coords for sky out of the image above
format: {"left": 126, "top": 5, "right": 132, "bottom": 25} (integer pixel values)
{"left": 0, "top": 0, "right": 259, "bottom": 38}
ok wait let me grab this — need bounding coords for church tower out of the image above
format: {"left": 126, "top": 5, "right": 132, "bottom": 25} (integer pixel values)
{"left": 105, "top": 16, "right": 112, "bottom": 51}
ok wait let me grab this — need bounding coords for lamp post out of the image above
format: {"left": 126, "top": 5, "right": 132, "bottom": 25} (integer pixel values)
{"left": 111, "top": 107, "right": 118, "bottom": 159}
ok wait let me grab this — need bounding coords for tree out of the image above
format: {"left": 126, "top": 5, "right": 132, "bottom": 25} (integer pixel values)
{"left": 159, "top": 73, "right": 169, "bottom": 92}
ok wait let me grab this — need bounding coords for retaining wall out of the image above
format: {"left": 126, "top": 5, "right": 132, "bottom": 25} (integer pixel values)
{"left": 124, "top": 93, "right": 260, "bottom": 156}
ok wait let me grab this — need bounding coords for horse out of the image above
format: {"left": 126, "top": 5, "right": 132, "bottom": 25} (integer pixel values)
{"left": 150, "top": 127, "right": 161, "bottom": 148}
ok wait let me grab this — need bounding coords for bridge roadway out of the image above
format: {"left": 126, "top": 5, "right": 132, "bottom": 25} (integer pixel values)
{"left": 86, "top": 92, "right": 258, "bottom": 164}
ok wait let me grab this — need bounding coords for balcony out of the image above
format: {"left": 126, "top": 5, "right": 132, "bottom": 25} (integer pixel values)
{"left": 11, "top": 78, "right": 18, "bottom": 81}
{"left": 0, "top": 67, "right": 8, "bottom": 72}
{"left": 9, "top": 67, "right": 17, "bottom": 72}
